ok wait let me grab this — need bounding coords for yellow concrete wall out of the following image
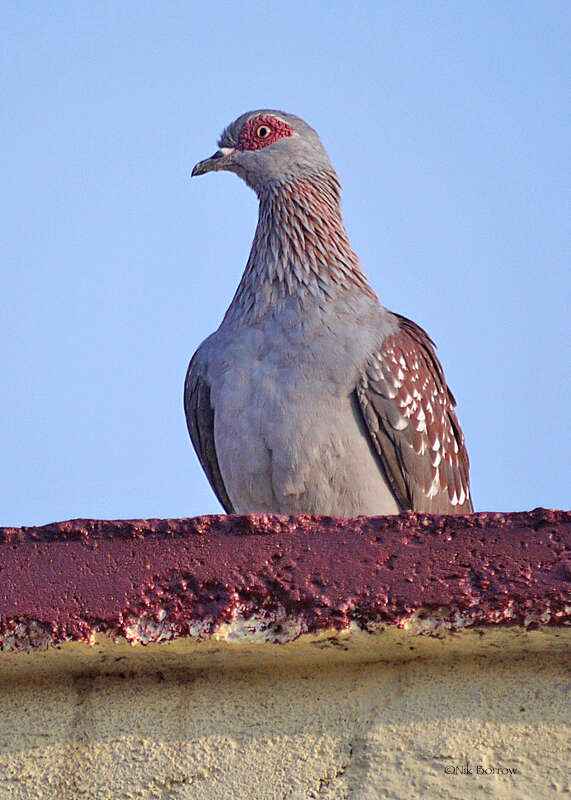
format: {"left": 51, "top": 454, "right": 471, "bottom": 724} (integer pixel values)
{"left": 0, "top": 629, "right": 568, "bottom": 799}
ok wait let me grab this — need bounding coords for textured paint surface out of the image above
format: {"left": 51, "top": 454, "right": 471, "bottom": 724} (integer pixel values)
{"left": 0, "top": 509, "right": 569, "bottom": 650}
{"left": 0, "top": 647, "right": 568, "bottom": 799}
{"left": 0, "top": 511, "right": 569, "bottom": 798}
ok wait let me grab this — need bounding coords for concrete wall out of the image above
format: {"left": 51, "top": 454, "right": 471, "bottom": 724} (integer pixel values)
{"left": 0, "top": 510, "right": 569, "bottom": 799}
{"left": 0, "top": 631, "right": 568, "bottom": 800}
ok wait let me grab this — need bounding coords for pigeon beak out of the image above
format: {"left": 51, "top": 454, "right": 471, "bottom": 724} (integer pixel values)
{"left": 191, "top": 147, "right": 236, "bottom": 177}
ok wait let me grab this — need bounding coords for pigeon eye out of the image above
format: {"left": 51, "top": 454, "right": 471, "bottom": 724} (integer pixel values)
{"left": 256, "top": 125, "right": 271, "bottom": 139}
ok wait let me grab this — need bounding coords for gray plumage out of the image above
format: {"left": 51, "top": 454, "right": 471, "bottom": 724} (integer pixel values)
{"left": 185, "top": 110, "right": 473, "bottom": 515}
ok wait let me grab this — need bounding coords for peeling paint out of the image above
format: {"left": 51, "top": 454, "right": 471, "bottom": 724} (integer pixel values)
{"left": 0, "top": 510, "right": 569, "bottom": 653}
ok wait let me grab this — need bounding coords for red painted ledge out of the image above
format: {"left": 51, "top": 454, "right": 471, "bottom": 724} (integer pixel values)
{"left": 0, "top": 509, "right": 569, "bottom": 650}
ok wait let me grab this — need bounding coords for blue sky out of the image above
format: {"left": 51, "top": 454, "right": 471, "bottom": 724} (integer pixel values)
{"left": 2, "top": 2, "right": 569, "bottom": 525}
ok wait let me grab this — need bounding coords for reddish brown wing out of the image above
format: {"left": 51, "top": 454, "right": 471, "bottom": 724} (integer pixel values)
{"left": 356, "top": 314, "right": 473, "bottom": 513}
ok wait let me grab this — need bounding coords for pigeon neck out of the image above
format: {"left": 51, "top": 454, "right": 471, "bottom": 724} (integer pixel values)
{"left": 225, "top": 171, "right": 376, "bottom": 322}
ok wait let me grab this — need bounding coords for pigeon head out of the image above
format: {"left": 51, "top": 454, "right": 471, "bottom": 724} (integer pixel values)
{"left": 191, "top": 110, "right": 335, "bottom": 193}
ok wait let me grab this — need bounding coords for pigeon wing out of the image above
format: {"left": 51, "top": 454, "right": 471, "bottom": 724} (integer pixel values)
{"left": 184, "top": 352, "right": 235, "bottom": 514}
{"left": 356, "top": 314, "right": 473, "bottom": 514}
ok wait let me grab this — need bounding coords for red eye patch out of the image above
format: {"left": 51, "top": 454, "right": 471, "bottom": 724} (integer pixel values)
{"left": 237, "top": 115, "right": 294, "bottom": 151}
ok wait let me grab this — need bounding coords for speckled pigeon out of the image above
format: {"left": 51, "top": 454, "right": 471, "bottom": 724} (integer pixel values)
{"left": 185, "top": 110, "right": 473, "bottom": 515}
